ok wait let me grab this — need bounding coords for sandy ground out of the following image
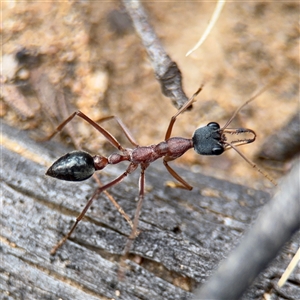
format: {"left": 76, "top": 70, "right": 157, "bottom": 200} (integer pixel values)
{"left": 1, "top": 1, "right": 299, "bottom": 188}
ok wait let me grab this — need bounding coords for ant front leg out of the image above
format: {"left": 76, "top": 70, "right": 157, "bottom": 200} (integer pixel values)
{"left": 163, "top": 159, "right": 193, "bottom": 190}
{"left": 165, "top": 86, "right": 203, "bottom": 140}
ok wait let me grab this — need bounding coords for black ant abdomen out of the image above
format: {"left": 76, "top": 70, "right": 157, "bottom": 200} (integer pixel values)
{"left": 46, "top": 151, "right": 95, "bottom": 182}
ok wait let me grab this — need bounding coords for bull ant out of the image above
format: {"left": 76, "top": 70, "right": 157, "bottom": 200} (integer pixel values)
{"left": 46, "top": 86, "right": 274, "bottom": 255}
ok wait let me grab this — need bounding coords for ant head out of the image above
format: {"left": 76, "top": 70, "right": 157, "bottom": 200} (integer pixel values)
{"left": 192, "top": 122, "right": 225, "bottom": 156}
{"left": 46, "top": 151, "right": 96, "bottom": 181}
{"left": 192, "top": 121, "right": 257, "bottom": 156}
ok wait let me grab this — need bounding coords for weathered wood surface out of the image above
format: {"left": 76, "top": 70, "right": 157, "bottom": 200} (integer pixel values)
{"left": 1, "top": 122, "right": 299, "bottom": 300}
{"left": 194, "top": 158, "right": 300, "bottom": 299}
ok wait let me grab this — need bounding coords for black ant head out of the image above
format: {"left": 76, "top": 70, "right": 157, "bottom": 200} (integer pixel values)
{"left": 192, "top": 122, "right": 224, "bottom": 156}
{"left": 192, "top": 85, "right": 272, "bottom": 157}
{"left": 192, "top": 122, "right": 257, "bottom": 156}
{"left": 46, "top": 151, "right": 96, "bottom": 181}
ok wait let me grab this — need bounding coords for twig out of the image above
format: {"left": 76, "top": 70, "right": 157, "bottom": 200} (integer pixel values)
{"left": 186, "top": 0, "right": 226, "bottom": 57}
{"left": 122, "top": 0, "right": 189, "bottom": 109}
{"left": 278, "top": 246, "right": 300, "bottom": 287}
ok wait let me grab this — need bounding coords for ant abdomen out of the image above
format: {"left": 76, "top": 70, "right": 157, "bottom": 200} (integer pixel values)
{"left": 46, "top": 151, "right": 96, "bottom": 181}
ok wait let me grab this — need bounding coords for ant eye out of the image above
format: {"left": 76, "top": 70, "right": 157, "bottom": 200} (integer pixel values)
{"left": 207, "top": 122, "right": 220, "bottom": 130}
{"left": 211, "top": 146, "right": 224, "bottom": 155}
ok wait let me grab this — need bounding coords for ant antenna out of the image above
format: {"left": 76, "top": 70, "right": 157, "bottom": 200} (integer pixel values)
{"left": 224, "top": 142, "right": 277, "bottom": 186}
{"left": 221, "top": 84, "right": 271, "bottom": 130}
{"left": 219, "top": 84, "right": 277, "bottom": 185}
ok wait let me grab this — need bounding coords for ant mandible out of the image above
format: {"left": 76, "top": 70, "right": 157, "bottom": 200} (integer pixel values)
{"left": 47, "top": 86, "right": 272, "bottom": 255}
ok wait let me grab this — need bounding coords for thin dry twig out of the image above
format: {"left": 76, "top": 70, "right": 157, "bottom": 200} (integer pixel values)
{"left": 278, "top": 246, "right": 300, "bottom": 287}
{"left": 186, "top": 0, "right": 226, "bottom": 57}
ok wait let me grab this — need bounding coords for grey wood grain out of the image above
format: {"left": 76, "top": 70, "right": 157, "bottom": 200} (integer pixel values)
{"left": 1, "top": 122, "right": 299, "bottom": 300}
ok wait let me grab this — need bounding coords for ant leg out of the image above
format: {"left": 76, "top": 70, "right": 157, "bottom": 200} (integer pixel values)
{"left": 165, "top": 86, "right": 203, "bottom": 140}
{"left": 75, "top": 111, "right": 127, "bottom": 151}
{"left": 163, "top": 160, "right": 193, "bottom": 190}
{"left": 43, "top": 111, "right": 125, "bottom": 151}
{"left": 123, "top": 164, "right": 147, "bottom": 256}
{"left": 40, "top": 112, "right": 78, "bottom": 141}
{"left": 50, "top": 163, "right": 138, "bottom": 255}
{"left": 97, "top": 116, "right": 138, "bottom": 147}
{"left": 92, "top": 174, "right": 138, "bottom": 234}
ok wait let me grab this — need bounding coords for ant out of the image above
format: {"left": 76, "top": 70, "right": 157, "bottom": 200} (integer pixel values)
{"left": 46, "top": 85, "right": 274, "bottom": 256}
